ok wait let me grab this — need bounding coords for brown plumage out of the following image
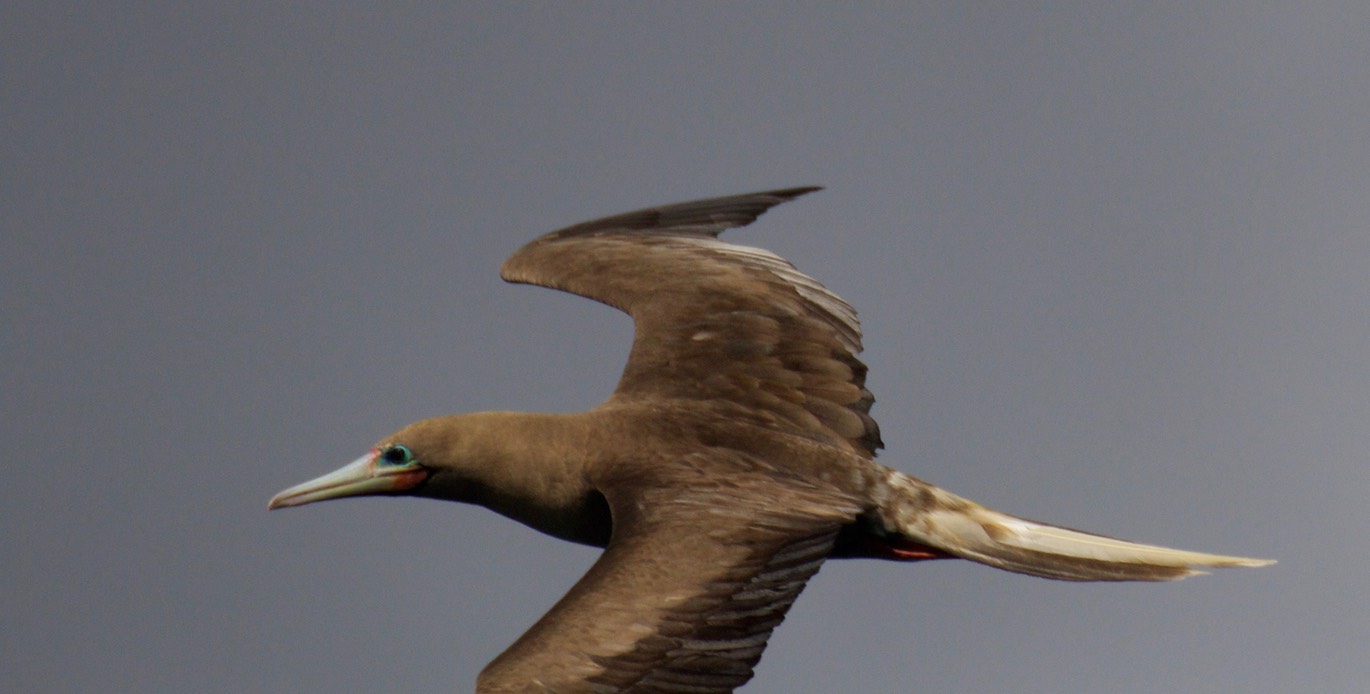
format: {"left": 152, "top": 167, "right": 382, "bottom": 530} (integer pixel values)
{"left": 269, "top": 187, "right": 1272, "bottom": 693}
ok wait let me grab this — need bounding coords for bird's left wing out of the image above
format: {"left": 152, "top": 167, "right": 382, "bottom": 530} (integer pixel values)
{"left": 476, "top": 451, "right": 862, "bottom": 693}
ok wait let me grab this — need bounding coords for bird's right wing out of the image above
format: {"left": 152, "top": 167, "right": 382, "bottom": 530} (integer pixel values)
{"left": 476, "top": 452, "right": 862, "bottom": 693}
{"left": 499, "top": 187, "right": 884, "bottom": 458}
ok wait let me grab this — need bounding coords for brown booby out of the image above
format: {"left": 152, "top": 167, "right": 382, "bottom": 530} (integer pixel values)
{"left": 269, "top": 187, "right": 1272, "bottom": 693}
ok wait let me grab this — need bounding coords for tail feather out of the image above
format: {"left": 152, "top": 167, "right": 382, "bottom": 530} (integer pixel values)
{"left": 879, "top": 472, "right": 1275, "bottom": 582}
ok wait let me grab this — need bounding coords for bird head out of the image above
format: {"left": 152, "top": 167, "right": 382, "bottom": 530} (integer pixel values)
{"left": 266, "top": 413, "right": 536, "bottom": 511}
{"left": 266, "top": 439, "right": 431, "bottom": 510}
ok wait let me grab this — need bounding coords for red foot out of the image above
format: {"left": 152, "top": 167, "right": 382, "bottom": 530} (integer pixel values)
{"left": 853, "top": 535, "right": 954, "bottom": 561}
{"left": 886, "top": 544, "right": 953, "bottom": 560}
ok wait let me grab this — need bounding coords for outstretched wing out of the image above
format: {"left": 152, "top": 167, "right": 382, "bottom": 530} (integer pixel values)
{"left": 500, "top": 187, "right": 883, "bottom": 457}
{"left": 476, "top": 452, "right": 862, "bottom": 693}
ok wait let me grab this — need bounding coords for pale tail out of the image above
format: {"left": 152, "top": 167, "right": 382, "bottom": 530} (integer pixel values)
{"left": 879, "top": 471, "right": 1275, "bottom": 582}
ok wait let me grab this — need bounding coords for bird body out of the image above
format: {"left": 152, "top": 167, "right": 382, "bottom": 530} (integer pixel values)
{"left": 270, "top": 187, "right": 1271, "bottom": 693}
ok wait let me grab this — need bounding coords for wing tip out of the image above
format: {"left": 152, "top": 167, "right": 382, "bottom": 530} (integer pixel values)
{"left": 760, "top": 185, "right": 824, "bottom": 200}
{"left": 646, "top": 184, "right": 823, "bottom": 235}
{"left": 500, "top": 186, "right": 827, "bottom": 283}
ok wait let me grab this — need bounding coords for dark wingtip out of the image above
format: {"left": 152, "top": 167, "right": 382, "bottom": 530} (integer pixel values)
{"left": 762, "top": 185, "right": 824, "bottom": 199}
{"left": 744, "top": 185, "right": 824, "bottom": 211}
{"left": 538, "top": 186, "right": 824, "bottom": 242}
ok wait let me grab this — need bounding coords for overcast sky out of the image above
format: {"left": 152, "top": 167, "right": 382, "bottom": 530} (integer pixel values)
{"left": 4, "top": 3, "right": 1368, "bottom": 692}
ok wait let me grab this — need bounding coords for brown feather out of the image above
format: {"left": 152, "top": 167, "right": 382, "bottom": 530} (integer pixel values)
{"left": 477, "top": 452, "right": 861, "bottom": 693}
{"left": 501, "top": 187, "right": 883, "bottom": 458}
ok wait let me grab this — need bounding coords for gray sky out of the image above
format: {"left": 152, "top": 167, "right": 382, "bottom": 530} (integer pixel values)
{"left": 4, "top": 3, "right": 1367, "bottom": 692}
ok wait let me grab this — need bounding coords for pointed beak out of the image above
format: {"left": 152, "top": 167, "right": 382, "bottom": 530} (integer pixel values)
{"left": 268, "top": 449, "right": 428, "bottom": 510}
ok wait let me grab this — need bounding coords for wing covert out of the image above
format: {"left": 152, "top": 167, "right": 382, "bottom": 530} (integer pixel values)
{"left": 499, "top": 188, "right": 883, "bottom": 457}
{"left": 476, "top": 452, "right": 862, "bottom": 693}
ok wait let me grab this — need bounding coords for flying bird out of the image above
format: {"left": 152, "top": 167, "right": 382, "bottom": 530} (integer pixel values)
{"left": 269, "top": 187, "right": 1272, "bottom": 693}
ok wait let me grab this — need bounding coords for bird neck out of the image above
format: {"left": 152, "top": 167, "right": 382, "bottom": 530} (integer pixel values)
{"left": 433, "top": 411, "right": 610, "bottom": 546}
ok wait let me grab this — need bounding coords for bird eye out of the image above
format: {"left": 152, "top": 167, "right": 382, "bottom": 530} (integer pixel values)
{"left": 379, "top": 444, "right": 413, "bottom": 466}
